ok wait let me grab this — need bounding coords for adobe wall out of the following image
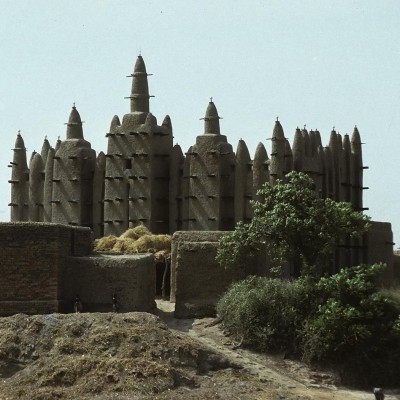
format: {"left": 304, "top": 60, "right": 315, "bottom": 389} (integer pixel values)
{"left": 0, "top": 222, "right": 155, "bottom": 316}
{"left": 393, "top": 254, "right": 400, "bottom": 282}
{"left": 171, "top": 231, "right": 265, "bottom": 318}
{"left": 365, "top": 221, "right": 395, "bottom": 281}
{"left": 63, "top": 254, "right": 156, "bottom": 313}
{"left": 0, "top": 222, "right": 92, "bottom": 316}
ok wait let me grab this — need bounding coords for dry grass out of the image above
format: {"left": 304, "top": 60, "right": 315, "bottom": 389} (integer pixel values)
{"left": 95, "top": 235, "right": 118, "bottom": 251}
{"left": 120, "top": 225, "right": 151, "bottom": 240}
{"left": 0, "top": 312, "right": 237, "bottom": 399}
{"left": 94, "top": 225, "right": 171, "bottom": 262}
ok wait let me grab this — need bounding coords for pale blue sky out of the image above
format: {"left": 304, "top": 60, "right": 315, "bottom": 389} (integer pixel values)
{"left": 1, "top": 0, "right": 399, "bottom": 244}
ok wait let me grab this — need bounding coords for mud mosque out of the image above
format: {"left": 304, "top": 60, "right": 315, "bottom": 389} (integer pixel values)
{"left": 2, "top": 55, "right": 397, "bottom": 317}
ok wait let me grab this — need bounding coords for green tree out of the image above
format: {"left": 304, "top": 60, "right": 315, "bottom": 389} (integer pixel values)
{"left": 217, "top": 172, "right": 370, "bottom": 276}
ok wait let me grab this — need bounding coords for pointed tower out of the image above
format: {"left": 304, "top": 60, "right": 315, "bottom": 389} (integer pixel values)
{"left": 43, "top": 147, "right": 55, "bottom": 222}
{"left": 51, "top": 105, "right": 96, "bottom": 227}
{"left": 234, "top": 139, "right": 253, "bottom": 224}
{"left": 252, "top": 142, "right": 269, "bottom": 201}
{"left": 328, "top": 128, "right": 341, "bottom": 200}
{"left": 324, "top": 146, "right": 334, "bottom": 199}
{"left": 41, "top": 137, "right": 50, "bottom": 167}
{"left": 104, "top": 55, "right": 173, "bottom": 236}
{"left": 342, "top": 134, "right": 353, "bottom": 203}
{"left": 29, "top": 152, "right": 45, "bottom": 221}
{"left": 92, "top": 152, "right": 106, "bottom": 238}
{"left": 283, "top": 139, "right": 293, "bottom": 175}
{"left": 9, "top": 132, "right": 29, "bottom": 221}
{"left": 183, "top": 100, "right": 234, "bottom": 231}
{"left": 169, "top": 144, "right": 184, "bottom": 233}
{"left": 130, "top": 55, "right": 150, "bottom": 114}
{"left": 269, "top": 119, "right": 286, "bottom": 185}
{"left": 351, "top": 126, "right": 364, "bottom": 212}
{"left": 292, "top": 127, "right": 304, "bottom": 172}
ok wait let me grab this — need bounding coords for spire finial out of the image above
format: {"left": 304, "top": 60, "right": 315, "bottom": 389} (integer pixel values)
{"left": 303, "top": 124, "right": 306, "bottom": 130}
{"left": 72, "top": 102, "right": 76, "bottom": 109}
{"left": 17, "top": 130, "right": 21, "bottom": 135}
{"left": 57, "top": 136, "right": 60, "bottom": 141}
{"left": 45, "top": 135, "right": 47, "bottom": 140}
{"left": 276, "top": 116, "right": 279, "bottom": 122}
{"left": 210, "top": 96, "right": 213, "bottom": 103}
{"left": 333, "top": 125, "right": 335, "bottom": 131}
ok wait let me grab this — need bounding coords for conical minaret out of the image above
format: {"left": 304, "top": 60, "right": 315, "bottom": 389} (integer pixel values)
{"left": 41, "top": 137, "right": 50, "bottom": 166}
{"left": 129, "top": 55, "right": 150, "bottom": 113}
{"left": 169, "top": 144, "right": 184, "bottom": 233}
{"left": 329, "top": 128, "right": 341, "bottom": 200}
{"left": 52, "top": 105, "right": 96, "bottom": 227}
{"left": 253, "top": 142, "right": 269, "bottom": 200}
{"left": 342, "top": 134, "right": 353, "bottom": 203}
{"left": 269, "top": 119, "right": 286, "bottom": 184}
{"left": 104, "top": 56, "right": 173, "bottom": 236}
{"left": 9, "top": 132, "right": 29, "bottom": 221}
{"left": 202, "top": 100, "right": 221, "bottom": 134}
{"left": 184, "top": 100, "right": 234, "bottom": 231}
{"left": 92, "top": 152, "right": 106, "bottom": 238}
{"left": 292, "top": 127, "right": 304, "bottom": 172}
{"left": 29, "top": 152, "right": 45, "bottom": 221}
{"left": 66, "top": 104, "right": 84, "bottom": 139}
{"left": 43, "top": 147, "right": 55, "bottom": 222}
{"left": 351, "top": 126, "right": 363, "bottom": 212}
{"left": 234, "top": 139, "right": 252, "bottom": 223}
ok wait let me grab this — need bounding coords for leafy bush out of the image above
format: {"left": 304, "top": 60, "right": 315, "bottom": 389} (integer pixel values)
{"left": 217, "top": 276, "right": 306, "bottom": 352}
{"left": 301, "top": 263, "right": 400, "bottom": 386}
{"left": 217, "top": 264, "right": 400, "bottom": 387}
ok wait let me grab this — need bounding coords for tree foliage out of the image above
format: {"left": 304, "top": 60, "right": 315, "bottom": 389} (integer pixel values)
{"left": 217, "top": 172, "right": 370, "bottom": 275}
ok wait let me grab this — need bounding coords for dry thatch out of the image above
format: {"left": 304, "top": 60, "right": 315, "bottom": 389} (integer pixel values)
{"left": 120, "top": 225, "right": 151, "bottom": 240}
{"left": 94, "top": 225, "right": 171, "bottom": 262}
{"left": 95, "top": 235, "right": 118, "bottom": 251}
{"left": 125, "top": 234, "right": 171, "bottom": 254}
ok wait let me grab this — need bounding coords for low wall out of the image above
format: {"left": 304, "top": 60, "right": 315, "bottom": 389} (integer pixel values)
{"left": 171, "top": 231, "right": 265, "bottom": 318}
{"left": 0, "top": 222, "right": 155, "bottom": 316}
{"left": 0, "top": 222, "right": 92, "bottom": 316}
{"left": 63, "top": 254, "right": 156, "bottom": 313}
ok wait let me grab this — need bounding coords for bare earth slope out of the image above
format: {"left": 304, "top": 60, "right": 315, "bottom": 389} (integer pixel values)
{"left": 0, "top": 302, "right": 399, "bottom": 400}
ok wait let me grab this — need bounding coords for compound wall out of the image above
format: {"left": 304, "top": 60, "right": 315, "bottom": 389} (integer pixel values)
{"left": 64, "top": 254, "right": 155, "bottom": 313}
{"left": 0, "top": 223, "right": 155, "bottom": 316}
{"left": 171, "top": 231, "right": 266, "bottom": 318}
{"left": 0, "top": 222, "right": 92, "bottom": 316}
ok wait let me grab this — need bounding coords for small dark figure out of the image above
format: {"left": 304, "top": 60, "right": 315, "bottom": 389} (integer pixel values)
{"left": 74, "top": 295, "right": 83, "bottom": 313}
{"left": 373, "top": 387, "right": 384, "bottom": 400}
{"left": 112, "top": 292, "right": 119, "bottom": 313}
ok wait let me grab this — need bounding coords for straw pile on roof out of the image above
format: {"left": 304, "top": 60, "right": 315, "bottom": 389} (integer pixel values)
{"left": 95, "top": 225, "right": 171, "bottom": 262}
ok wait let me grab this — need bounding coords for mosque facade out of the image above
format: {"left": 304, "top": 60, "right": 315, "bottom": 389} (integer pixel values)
{"left": 9, "top": 55, "right": 368, "bottom": 267}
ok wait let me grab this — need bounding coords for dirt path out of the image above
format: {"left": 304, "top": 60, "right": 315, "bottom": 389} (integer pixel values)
{"left": 156, "top": 299, "right": 400, "bottom": 400}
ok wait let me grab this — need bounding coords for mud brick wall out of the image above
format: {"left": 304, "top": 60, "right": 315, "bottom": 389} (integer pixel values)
{"left": 393, "top": 254, "right": 400, "bottom": 281}
{"left": 63, "top": 254, "right": 155, "bottom": 313}
{"left": 365, "top": 221, "right": 396, "bottom": 281}
{"left": 71, "top": 226, "right": 94, "bottom": 256}
{"left": 171, "top": 231, "right": 265, "bottom": 318}
{"left": 170, "top": 231, "right": 230, "bottom": 304}
{"left": 0, "top": 222, "right": 92, "bottom": 316}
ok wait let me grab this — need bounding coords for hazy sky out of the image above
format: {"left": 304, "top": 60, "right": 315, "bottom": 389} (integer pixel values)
{"left": 1, "top": 0, "right": 399, "bottom": 244}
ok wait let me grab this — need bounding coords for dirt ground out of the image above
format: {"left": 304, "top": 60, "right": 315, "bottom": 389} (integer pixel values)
{"left": 0, "top": 300, "right": 399, "bottom": 400}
